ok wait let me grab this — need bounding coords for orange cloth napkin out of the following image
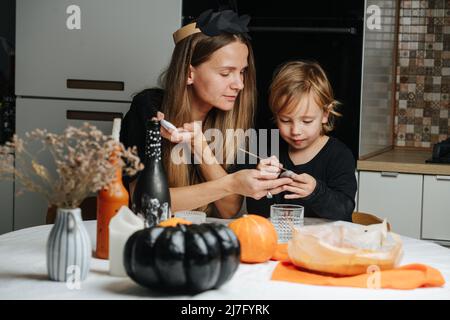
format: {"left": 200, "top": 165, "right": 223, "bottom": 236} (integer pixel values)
{"left": 271, "top": 244, "right": 445, "bottom": 290}
{"left": 271, "top": 243, "right": 290, "bottom": 262}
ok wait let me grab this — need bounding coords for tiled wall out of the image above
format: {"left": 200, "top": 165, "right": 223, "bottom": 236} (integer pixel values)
{"left": 395, "top": 0, "right": 450, "bottom": 148}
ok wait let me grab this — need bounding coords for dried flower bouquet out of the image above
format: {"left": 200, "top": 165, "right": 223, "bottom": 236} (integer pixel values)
{"left": 0, "top": 123, "right": 143, "bottom": 209}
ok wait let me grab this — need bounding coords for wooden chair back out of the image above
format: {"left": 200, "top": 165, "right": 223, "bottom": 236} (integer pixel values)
{"left": 352, "top": 211, "right": 391, "bottom": 231}
{"left": 46, "top": 196, "right": 97, "bottom": 224}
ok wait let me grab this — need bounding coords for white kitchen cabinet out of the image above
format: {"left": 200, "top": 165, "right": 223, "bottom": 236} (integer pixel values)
{"left": 0, "top": 154, "right": 14, "bottom": 235}
{"left": 14, "top": 0, "right": 182, "bottom": 230}
{"left": 16, "top": 0, "right": 181, "bottom": 101}
{"left": 358, "top": 171, "right": 423, "bottom": 238}
{"left": 422, "top": 175, "right": 450, "bottom": 241}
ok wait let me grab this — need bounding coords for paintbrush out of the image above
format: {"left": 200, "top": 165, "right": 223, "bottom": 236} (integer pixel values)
{"left": 238, "top": 148, "right": 296, "bottom": 178}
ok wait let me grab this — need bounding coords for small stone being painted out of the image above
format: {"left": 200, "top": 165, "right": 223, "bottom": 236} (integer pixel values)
{"left": 280, "top": 170, "right": 296, "bottom": 178}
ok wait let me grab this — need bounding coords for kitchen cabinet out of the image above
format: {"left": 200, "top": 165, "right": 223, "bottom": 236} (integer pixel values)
{"left": 357, "top": 149, "right": 450, "bottom": 245}
{"left": 358, "top": 171, "right": 422, "bottom": 238}
{"left": 14, "top": 0, "right": 182, "bottom": 230}
{"left": 422, "top": 175, "right": 450, "bottom": 242}
{"left": 0, "top": 154, "right": 14, "bottom": 235}
{"left": 16, "top": 0, "right": 181, "bottom": 101}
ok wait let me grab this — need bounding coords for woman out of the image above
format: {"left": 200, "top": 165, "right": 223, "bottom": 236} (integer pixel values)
{"left": 121, "top": 9, "right": 291, "bottom": 218}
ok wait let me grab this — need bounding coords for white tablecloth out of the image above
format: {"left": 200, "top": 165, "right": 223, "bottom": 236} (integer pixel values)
{"left": 1, "top": 219, "right": 449, "bottom": 300}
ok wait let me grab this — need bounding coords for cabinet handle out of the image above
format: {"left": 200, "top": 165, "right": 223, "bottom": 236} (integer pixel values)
{"left": 67, "top": 110, "right": 123, "bottom": 122}
{"left": 67, "top": 79, "right": 124, "bottom": 91}
{"left": 381, "top": 172, "right": 399, "bottom": 177}
{"left": 436, "top": 175, "right": 450, "bottom": 181}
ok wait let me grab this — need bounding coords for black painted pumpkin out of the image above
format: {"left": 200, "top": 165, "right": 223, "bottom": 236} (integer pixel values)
{"left": 123, "top": 223, "right": 240, "bottom": 293}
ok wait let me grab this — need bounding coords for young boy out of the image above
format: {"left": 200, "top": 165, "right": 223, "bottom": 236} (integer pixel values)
{"left": 247, "top": 61, "right": 357, "bottom": 221}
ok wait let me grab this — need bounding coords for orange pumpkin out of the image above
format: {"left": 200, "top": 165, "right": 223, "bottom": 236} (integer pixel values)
{"left": 229, "top": 214, "right": 278, "bottom": 263}
{"left": 158, "top": 217, "right": 192, "bottom": 227}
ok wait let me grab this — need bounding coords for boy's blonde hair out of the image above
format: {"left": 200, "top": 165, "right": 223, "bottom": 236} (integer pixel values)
{"left": 269, "top": 61, "right": 341, "bottom": 133}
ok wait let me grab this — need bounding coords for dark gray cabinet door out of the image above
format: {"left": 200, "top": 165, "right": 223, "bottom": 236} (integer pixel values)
{"left": 16, "top": 0, "right": 181, "bottom": 101}
{"left": 0, "top": 155, "right": 14, "bottom": 235}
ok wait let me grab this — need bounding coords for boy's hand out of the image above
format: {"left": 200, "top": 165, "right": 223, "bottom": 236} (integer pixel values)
{"left": 256, "top": 155, "right": 283, "bottom": 180}
{"left": 282, "top": 173, "right": 317, "bottom": 199}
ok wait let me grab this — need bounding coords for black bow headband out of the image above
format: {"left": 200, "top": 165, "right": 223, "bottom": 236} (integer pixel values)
{"left": 173, "top": 9, "right": 251, "bottom": 44}
{"left": 196, "top": 9, "right": 251, "bottom": 39}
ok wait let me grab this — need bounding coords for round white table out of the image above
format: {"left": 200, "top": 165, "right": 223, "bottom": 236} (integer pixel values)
{"left": 0, "top": 218, "right": 449, "bottom": 300}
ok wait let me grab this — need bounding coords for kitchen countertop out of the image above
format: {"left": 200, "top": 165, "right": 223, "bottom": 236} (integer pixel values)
{"left": 357, "top": 148, "right": 450, "bottom": 175}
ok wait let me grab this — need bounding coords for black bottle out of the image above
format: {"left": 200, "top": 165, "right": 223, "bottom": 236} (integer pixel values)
{"left": 132, "top": 119, "right": 171, "bottom": 227}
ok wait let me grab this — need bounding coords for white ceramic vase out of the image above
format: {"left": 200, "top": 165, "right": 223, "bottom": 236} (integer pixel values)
{"left": 46, "top": 207, "right": 91, "bottom": 282}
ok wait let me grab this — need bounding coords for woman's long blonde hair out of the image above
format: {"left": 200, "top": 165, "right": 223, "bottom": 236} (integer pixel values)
{"left": 160, "top": 32, "right": 256, "bottom": 213}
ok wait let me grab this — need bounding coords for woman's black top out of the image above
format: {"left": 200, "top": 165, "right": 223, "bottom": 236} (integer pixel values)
{"left": 120, "top": 88, "right": 164, "bottom": 165}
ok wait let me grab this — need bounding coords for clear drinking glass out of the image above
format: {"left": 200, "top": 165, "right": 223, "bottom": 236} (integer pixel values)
{"left": 270, "top": 204, "right": 304, "bottom": 243}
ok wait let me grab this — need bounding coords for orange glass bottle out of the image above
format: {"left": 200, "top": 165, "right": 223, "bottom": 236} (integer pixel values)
{"left": 96, "top": 118, "right": 129, "bottom": 259}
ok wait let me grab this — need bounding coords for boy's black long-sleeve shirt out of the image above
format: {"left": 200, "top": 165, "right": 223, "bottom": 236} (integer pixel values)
{"left": 246, "top": 137, "right": 357, "bottom": 222}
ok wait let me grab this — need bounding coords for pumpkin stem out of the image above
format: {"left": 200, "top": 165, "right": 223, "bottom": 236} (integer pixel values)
{"left": 158, "top": 217, "right": 192, "bottom": 227}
